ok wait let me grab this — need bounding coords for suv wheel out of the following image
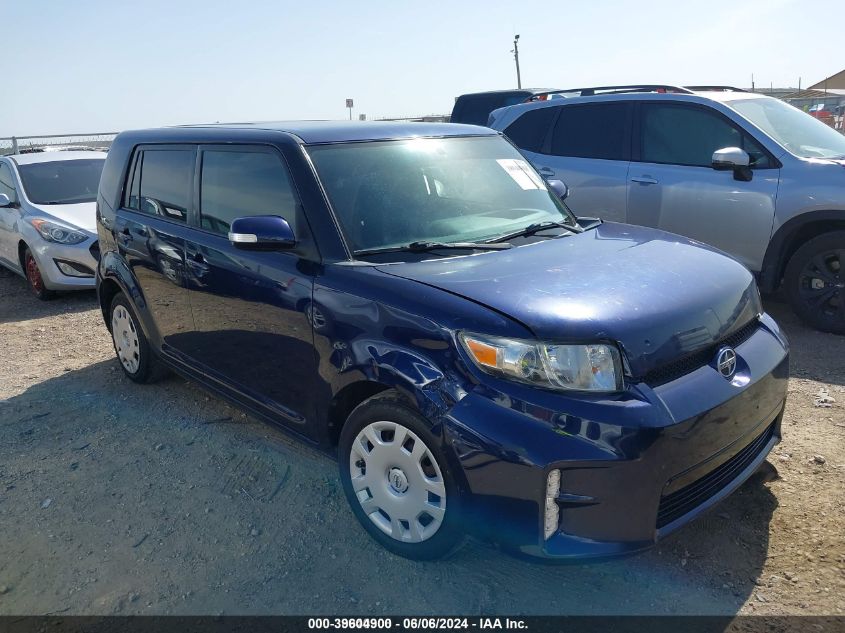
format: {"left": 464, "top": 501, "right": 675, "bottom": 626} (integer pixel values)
{"left": 784, "top": 231, "right": 845, "bottom": 334}
{"left": 23, "top": 247, "right": 55, "bottom": 300}
{"left": 338, "top": 391, "right": 464, "bottom": 560}
{"left": 109, "top": 293, "right": 166, "bottom": 383}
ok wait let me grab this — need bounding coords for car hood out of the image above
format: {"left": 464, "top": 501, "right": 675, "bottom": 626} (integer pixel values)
{"left": 29, "top": 202, "right": 97, "bottom": 234}
{"left": 376, "top": 222, "right": 762, "bottom": 378}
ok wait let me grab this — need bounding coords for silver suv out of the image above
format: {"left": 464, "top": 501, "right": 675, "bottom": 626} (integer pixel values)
{"left": 489, "top": 85, "right": 845, "bottom": 334}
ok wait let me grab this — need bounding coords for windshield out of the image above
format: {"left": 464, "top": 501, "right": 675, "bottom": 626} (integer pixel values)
{"left": 17, "top": 158, "right": 105, "bottom": 205}
{"left": 307, "top": 136, "right": 576, "bottom": 255}
{"left": 729, "top": 98, "right": 845, "bottom": 160}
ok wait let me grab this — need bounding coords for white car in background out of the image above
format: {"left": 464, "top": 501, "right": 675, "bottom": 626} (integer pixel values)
{"left": 0, "top": 151, "right": 106, "bottom": 299}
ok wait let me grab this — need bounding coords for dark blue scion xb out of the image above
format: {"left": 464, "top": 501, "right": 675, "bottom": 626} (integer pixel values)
{"left": 96, "top": 121, "right": 789, "bottom": 560}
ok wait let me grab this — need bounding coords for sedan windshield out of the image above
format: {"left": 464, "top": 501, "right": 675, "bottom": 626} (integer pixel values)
{"left": 18, "top": 158, "right": 105, "bottom": 205}
{"left": 307, "top": 136, "right": 576, "bottom": 255}
{"left": 729, "top": 98, "right": 845, "bottom": 160}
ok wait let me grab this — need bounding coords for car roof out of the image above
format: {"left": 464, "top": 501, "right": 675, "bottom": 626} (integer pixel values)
{"left": 456, "top": 88, "right": 557, "bottom": 97}
{"left": 173, "top": 120, "right": 498, "bottom": 144}
{"left": 8, "top": 150, "right": 108, "bottom": 165}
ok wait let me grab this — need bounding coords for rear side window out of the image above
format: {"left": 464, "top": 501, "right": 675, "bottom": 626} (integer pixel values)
{"left": 503, "top": 107, "right": 557, "bottom": 153}
{"left": 126, "top": 149, "right": 194, "bottom": 222}
{"left": 199, "top": 150, "right": 298, "bottom": 236}
{"left": 549, "top": 103, "right": 629, "bottom": 160}
{"left": 640, "top": 103, "right": 772, "bottom": 168}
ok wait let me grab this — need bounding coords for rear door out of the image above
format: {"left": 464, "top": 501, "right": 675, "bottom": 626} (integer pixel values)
{"left": 626, "top": 102, "right": 779, "bottom": 271}
{"left": 116, "top": 146, "right": 197, "bottom": 351}
{"left": 519, "top": 102, "right": 632, "bottom": 222}
{"left": 180, "top": 145, "right": 319, "bottom": 433}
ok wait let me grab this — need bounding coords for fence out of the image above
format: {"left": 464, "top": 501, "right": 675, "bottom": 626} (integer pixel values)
{"left": 0, "top": 132, "right": 117, "bottom": 156}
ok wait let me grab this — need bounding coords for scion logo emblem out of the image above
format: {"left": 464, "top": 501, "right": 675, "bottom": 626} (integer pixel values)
{"left": 716, "top": 347, "right": 737, "bottom": 379}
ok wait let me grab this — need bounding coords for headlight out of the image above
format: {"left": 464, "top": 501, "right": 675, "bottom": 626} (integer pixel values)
{"left": 458, "top": 332, "right": 623, "bottom": 392}
{"left": 29, "top": 219, "right": 88, "bottom": 245}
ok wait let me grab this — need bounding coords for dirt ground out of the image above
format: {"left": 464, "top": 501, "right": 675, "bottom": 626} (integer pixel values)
{"left": 0, "top": 270, "right": 843, "bottom": 616}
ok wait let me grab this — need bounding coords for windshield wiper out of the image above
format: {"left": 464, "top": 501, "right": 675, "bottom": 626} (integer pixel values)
{"left": 488, "top": 220, "right": 579, "bottom": 243}
{"left": 354, "top": 241, "right": 513, "bottom": 257}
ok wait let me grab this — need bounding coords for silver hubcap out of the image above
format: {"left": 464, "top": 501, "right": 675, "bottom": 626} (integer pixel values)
{"left": 111, "top": 305, "right": 140, "bottom": 374}
{"left": 349, "top": 421, "right": 446, "bottom": 543}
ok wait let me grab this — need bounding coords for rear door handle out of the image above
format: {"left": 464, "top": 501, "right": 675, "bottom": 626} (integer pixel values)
{"left": 630, "top": 176, "right": 659, "bottom": 185}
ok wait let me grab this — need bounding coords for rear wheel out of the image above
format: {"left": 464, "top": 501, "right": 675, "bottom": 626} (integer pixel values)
{"left": 338, "top": 391, "right": 464, "bottom": 560}
{"left": 784, "top": 231, "right": 845, "bottom": 334}
{"left": 109, "top": 293, "right": 166, "bottom": 383}
{"left": 23, "top": 247, "right": 55, "bottom": 300}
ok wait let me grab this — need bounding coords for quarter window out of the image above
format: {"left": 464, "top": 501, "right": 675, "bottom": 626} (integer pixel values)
{"left": 125, "top": 149, "right": 194, "bottom": 222}
{"left": 199, "top": 150, "right": 298, "bottom": 236}
{"left": 503, "top": 107, "right": 557, "bottom": 153}
{"left": 549, "top": 103, "right": 629, "bottom": 161}
{"left": 0, "top": 162, "right": 17, "bottom": 203}
{"left": 641, "top": 104, "right": 771, "bottom": 168}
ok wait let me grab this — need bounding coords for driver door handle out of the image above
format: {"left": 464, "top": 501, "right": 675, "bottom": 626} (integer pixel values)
{"left": 630, "top": 176, "right": 659, "bottom": 185}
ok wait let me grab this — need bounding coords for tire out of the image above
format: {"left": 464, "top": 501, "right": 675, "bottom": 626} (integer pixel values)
{"left": 784, "top": 231, "right": 845, "bottom": 334}
{"left": 338, "top": 391, "right": 465, "bottom": 560}
{"left": 109, "top": 293, "right": 166, "bottom": 383}
{"left": 23, "top": 247, "right": 56, "bottom": 300}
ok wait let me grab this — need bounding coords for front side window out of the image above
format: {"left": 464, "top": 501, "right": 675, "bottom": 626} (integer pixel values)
{"left": 549, "top": 103, "right": 629, "bottom": 161}
{"left": 307, "top": 135, "right": 576, "bottom": 253}
{"left": 17, "top": 159, "right": 104, "bottom": 205}
{"left": 503, "top": 106, "right": 557, "bottom": 153}
{"left": 0, "top": 162, "right": 17, "bottom": 203}
{"left": 199, "top": 150, "right": 298, "bottom": 236}
{"left": 640, "top": 104, "right": 771, "bottom": 168}
{"left": 126, "top": 149, "right": 193, "bottom": 222}
{"left": 729, "top": 97, "right": 845, "bottom": 160}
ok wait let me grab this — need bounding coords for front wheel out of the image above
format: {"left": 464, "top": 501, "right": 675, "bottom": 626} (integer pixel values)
{"left": 23, "top": 247, "right": 55, "bottom": 300}
{"left": 338, "top": 391, "right": 465, "bottom": 560}
{"left": 784, "top": 231, "right": 845, "bottom": 334}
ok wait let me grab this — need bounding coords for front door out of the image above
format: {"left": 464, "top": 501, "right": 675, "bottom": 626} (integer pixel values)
{"left": 116, "top": 145, "right": 197, "bottom": 352}
{"left": 180, "top": 145, "right": 318, "bottom": 433}
{"left": 626, "top": 102, "right": 779, "bottom": 272}
{"left": 0, "top": 161, "right": 21, "bottom": 269}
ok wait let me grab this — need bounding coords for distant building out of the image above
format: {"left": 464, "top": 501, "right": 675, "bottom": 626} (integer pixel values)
{"left": 809, "top": 69, "right": 845, "bottom": 91}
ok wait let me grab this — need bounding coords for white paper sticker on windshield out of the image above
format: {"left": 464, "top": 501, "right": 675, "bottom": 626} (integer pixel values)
{"left": 496, "top": 159, "right": 547, "bottom": 190}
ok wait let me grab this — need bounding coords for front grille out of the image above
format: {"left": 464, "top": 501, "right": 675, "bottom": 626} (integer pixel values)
{"left": 643, "top": 318, "right": 759, "bottom": 387}
{"left": 656, "top": 422, "right": 775, "bottom": 529}
{"left": 89, "top": 241, "right": 101, "bottom": 262}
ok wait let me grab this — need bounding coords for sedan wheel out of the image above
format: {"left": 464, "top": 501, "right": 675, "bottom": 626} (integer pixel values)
{"left": 24, "top": 248, "right": 55, "bottom": 300}
{"left": 349, "top": 420, "right": 447, "bottom": 543}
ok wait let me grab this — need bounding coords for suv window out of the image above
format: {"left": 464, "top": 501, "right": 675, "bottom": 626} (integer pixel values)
{"left": 0, "top": 162, "right": 17, "bottom": 203}
{"left": 641, "top": 103, "right": 771, "bottom": 168}
{"left": 453, "top": 92, "right": 532, "bottom": 126}
{"left": 549, "top": 103, "right": 629, "bottom": 161}
{"left": 199, "top": 150, "right": 298, "bottom": 236}
{"left": 503, "top": 107, "right": 557, "bottom": 153}
{"left": 126, "top": 149, "right": 194, "bottom": 222}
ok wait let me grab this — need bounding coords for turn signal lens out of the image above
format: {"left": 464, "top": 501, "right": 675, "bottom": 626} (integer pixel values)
{"left": 464, "top": 337, "right": 499, "bottom": 368}
{"left": 544, "top": 469, "right": 561, "bottom": 540}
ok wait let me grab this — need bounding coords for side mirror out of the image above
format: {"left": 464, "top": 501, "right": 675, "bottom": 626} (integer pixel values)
{"left": 547, "top": 179, "right": 569, "bottom": 201}
{"left": 228, "top": 215, "right": 296, "bottom": 250}
{"left": 0, "top": 193, "right": 11, "bottom": 208}
{"left": 712, "top": 147, "right": 752, "bottom": 182}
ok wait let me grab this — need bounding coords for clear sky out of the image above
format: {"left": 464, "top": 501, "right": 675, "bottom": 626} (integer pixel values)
{"left": 2, "top": 0, "right": 843, "bottom": 136}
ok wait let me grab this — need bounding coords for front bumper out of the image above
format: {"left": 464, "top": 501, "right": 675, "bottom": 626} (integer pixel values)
{"left": 442, "top": 314, "right": 789, "bottom": 559}
{"left": 29, "top": 236, "right": 98, "bottom": 290}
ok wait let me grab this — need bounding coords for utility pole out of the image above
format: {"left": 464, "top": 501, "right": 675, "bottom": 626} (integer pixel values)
{"left": 511, "top": 34, "right": 522, "bottom": 89}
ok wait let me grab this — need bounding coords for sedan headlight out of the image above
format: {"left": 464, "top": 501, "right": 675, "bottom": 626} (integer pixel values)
{"left": 458, "top": 332, "right": 623, "bottom": 392}
{"left": 29, "top": 219, "right": 88, "bottom": 245}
